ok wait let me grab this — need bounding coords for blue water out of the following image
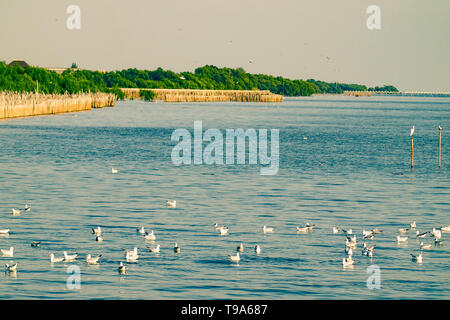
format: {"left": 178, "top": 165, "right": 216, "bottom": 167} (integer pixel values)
{"left": 0, "top": 95, "right": 448, "bottom": 299}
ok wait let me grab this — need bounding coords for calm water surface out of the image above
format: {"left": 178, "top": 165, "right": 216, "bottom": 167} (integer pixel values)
{"left": 0, "top": 95, "right": 448, "bottom": 299}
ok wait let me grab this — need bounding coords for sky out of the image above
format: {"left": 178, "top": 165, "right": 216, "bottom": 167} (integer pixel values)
{"left": 0, "top": 0, "right": 449, "bottom": 91}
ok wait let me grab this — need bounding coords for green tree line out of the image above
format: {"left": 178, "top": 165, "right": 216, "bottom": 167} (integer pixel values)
{"left": 0, "top": 62, "right": 398, "bottom": 99}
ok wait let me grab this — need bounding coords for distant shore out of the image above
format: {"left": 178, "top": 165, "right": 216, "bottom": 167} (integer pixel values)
{"left": 122, "top": 88, "right": 283, "bottom": 103}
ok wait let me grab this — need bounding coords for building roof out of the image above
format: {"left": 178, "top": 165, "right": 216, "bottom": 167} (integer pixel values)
{"left": 8, "top": 60, "right": 29, "bottom": 68}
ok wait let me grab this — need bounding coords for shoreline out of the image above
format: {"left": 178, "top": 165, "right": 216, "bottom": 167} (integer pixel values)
{"left": 121, "top": 88, "right": 283, "bottom": 103}
{"left": 0, "top": 92, "right": 115, "bottom": 120}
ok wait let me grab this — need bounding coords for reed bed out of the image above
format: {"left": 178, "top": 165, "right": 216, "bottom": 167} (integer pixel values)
{"left": 121, "top": 88, "right": 283, "bottom": 103}
{"left": 0, "top": 92, "right": 115, "bottom": 120}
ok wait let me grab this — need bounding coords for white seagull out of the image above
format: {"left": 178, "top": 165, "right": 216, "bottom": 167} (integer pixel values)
{"left": 111, "top": 168, "right": 118, "bottom": 174}
{"left": 420, "top": 242, "right": 432, "bottom": 250}
{"left": 63, "top": 251, "right": 78, "bottom": 262}
{"left": 410, "top": 221, "right": 417, "bottom": 229}
{"left": 214, "top": 223, "right": 226, "bottom": 231}
{"left": 440, "top": 225, "right": 450, "bottom": 233}
{"left": 237, "top": 243, "right": 244, "bottom": 252}
{"left": 92, "top": 226, "right": 102, "bottom": 235}
{"left": 1, "top": 247, "right": 14, "bottom": 257}
{"left": 410, "top": 126, "right": 415, "bottom": 137}
{"left": 144, "top": 231, "right": 156, "bottom": 241}
{"left": 24, "top": 204, "right": 31, "bottom": 212}
{"left": 219, "top": 227, "right": 229, "bottom": 235}
{"left": 396, "top": 235, "right": 408, "bottom": 243}
{"left": 5, "top": 262, "right": 18, "bottom": 272}
{"left": 118, "top": 262, "right": 127, "bottom": 274}
{"left": 96, "top": 235, "right": 103, "bottom": 242}
{"left": 0, "top": 229, "right": 10, "bottom": 234}
{"left": 126, "top": 251, "right": 139, "bottom": 262}
{"left": 166, "top": 200, "right": 176, "bottom": 208}
{"left": 86, "top": 254, "right": 102, "bottom": 264}
{"left": 332, "top": 227, "right": 340, "bottom": 234}
{"left": 174, "top": 243, "right": 181, "bottom": 253}
{"left": 149, "top": 244, "right": 161, "bottom": 253}
{"left": 411, "top": 253, "right": 423, "bottom": 263}
{"left": 137, "top": 226, "right": 145, "bottom": 235}
{"left": 255, "top": 245, "right": 261, "bottom": 254}
{"left": 431, "top": 228, "right": 442, "bottom": 239}
{"left": 263, "top": 226, "right": 274, "bottom": 234}
{"left": 342, "top": 256, "right": 354, "bottom": 268}
{"left": 229, "top": 252, "right": 240, "bottom": 263}
{"left": 416, "top": 231, "right": 428, "bottom": 238}
{"left": 11, "top": 208, "right": 21, "bottom": 216}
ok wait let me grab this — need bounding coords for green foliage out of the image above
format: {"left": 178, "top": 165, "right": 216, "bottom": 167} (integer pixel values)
{"left": 368, "top": 85, "right": 398, "bottom": 92}
{"left": 0, "top": 61, "right": 398, "bottom": 97}
{"left": 139, "top": 89, "right": 156, "bottom": 101}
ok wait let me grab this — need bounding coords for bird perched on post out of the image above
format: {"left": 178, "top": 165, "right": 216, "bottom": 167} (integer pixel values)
{"left": 410, "top": 125, "right": 415, "bottom": 136}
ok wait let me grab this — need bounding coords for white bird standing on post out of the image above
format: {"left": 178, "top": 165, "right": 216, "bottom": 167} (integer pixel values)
{"left": 410, "top": 125, "right": 415, "bottom": 136}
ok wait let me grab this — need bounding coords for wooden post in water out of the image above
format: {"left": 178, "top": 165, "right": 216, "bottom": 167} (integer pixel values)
{"left": 439, "top": 126, "right": 442, "bottom": 169}
{"left": 411, "top": 137, "right": 414, "bottom": 169}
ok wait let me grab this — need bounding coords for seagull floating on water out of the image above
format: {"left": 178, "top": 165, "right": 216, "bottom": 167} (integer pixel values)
{"left": 398, "top": 228, "right": 409, "bottom": 234}
{"left": 166, "top": 200, "right": 176, "bottom": 208}
{"left": 1, "top": 247, "right": 14, "bottom": 257}
{"left": 410, "top": 221, "right": 417, "bottom": 229}
{"left": 144, "top": 231, "right": 156, "bottom": 241}
{"left": 396, "top": 235, "right": 408, "bottom": 243}
{"left": 416, "top": 231, "right": 428, "bottom": 238}
{"left": 440, "top": 225, "right": 450, "bottom": 233}
{"left": 137, "top": 226, "right": 145, "bottom": 235}
{"left": 255, "top": 245, "right": 261, "bottom": 254}
{"left": 411, "top": 252, "right": 423, "bottom": 263}
{"left": 149, "top": 244, "right": 161, "bottom": 253}
{"left": 420, "top": 242, "right": 432, "bottom": 250}
{"left": 431, "top": 228, "right": 442, "bottom": 239}
{"left": 229, "top": 252, "right": 240, "bottom": 263}
{"left": 5, "top": 262, "right": 17, "bottom": 272}
{"left": 219, "top": 227, "right": 229, "bottom": 235}
{"left": 263, "top": 226, "right": 274, "bottom": 234}
{"left": 118, "top": 262, "right": 127, "bottom": 274}
{"left": 237, "top": 243, "right": 244, "bottom": 252}
{"left": 24, "top": 204, "right": 31, "bottom": 212}
{"left": 214, "top": 223, "right": 226, "bottom": 231}
{"left": 0, "top": 229, "right": 10, "bottom": 234}
{"left": 332, "top": 227, "right": 340, "bottom": 234}
{"left": 111, "top": 168, "right": 118, "bottom": 174}
{"left": 174, "top": 243, "right": 181, "bottom": 253}
{"left": 31, "top": 241, "right": 41, "bottom": 247}
{"left": 92, "top": 226, "right": 102, "bottom": 235}
{"left": 96, "top": 235, "right": 104, "bottom": 242}
{"left": 342, "top": 256, "right": 354, "bottom": 268}
{"left": 11, "top": 209, "right": 21, "bottom": 216}
{"left": 342, "top": 229, "right": 353, "bottom": 235}
{"left": 86, "top": 254, "right": 102, "bottom": 264}
{"left": 63, "top": 251, "right": 78, "bottom": 262}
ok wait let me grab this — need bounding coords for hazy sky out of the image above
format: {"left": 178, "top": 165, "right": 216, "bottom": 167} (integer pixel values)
{"left": 1, "top": 0, "right": 449, "bottom": 91}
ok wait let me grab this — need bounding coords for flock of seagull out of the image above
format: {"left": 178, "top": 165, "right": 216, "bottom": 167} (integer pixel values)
{"left": 1, "top": 200, "right": 182, "bottom": 276}
{"left": 335, "top": 221, "right": 449, "bottom": 268}
{"left": 2, "top": 195, "right": 449, "bottom": 276}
